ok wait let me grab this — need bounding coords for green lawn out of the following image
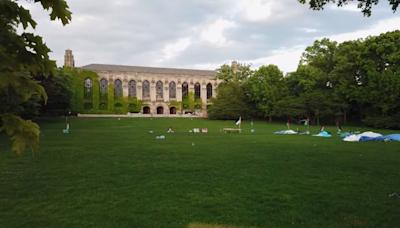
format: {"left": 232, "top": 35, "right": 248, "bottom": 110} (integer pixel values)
{"left": 0, "top": 118, "right": 399, "bottom": 228}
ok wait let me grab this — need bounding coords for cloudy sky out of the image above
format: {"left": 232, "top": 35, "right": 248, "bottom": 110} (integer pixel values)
{"left": 19, "top": 0, "right": 400, "bottom": 73}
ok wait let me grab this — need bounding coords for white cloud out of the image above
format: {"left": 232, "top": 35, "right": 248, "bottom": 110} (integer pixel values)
{"left": 244, "top": 46, "right": 305, "bottom": 74}
{"left": 200, "top": 18, "right": 236, "bottom": 47}
{"left": 234, "top": 0, "right": 276, "bottom": 21}
{"left": 231, "top": 0, "right": 297, "bottom": 22}
{"left": 190, "top": 46, "right": 305, "bottom": 74}
{"left": 192, "top": 62, "right": 224, "bottom": 70}
{"left": 190, "top": 15, "right": 400, "bottom": 75}
{"left": 298, "top": 28, "right": 318, "bottom": 33}
{"left": 258, "top": 17, "right": 400, "bottom": 74}
{"left": 10, "top": 0, "right": 400, "bottom": 74}
{"left": 160, "top": 37, "right": 191, "bottom": 61}
{"left": 329, "top": 3, "right": 360, "bottom": 12}
{"left": 318, "top": 17, "right": 400, "bottom": 43}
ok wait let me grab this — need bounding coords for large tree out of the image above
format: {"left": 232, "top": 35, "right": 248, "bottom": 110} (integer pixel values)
{"left": 35, "top": 68, "right": 74, "bottom": 116}
{"left": 245, "top": 64, "right": 285, "bottom": 122}
{"left": 0, "top": 0, "right": 72, "bottom": 154}
{"left": 215, "top": 62, "right": 253, "bottom": 83}
{"left": 300, "top": 38, "right": 338, "bottom": 75}
{"left": 298, "top": 0, "right": 400, "bottom": 16}
{"left": 207, "top": 82, "right": 251, "bottom": 120}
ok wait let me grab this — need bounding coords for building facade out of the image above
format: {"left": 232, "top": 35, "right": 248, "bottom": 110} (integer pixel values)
{"left": 66, "top": 50, "right": 226, "bottom": 115}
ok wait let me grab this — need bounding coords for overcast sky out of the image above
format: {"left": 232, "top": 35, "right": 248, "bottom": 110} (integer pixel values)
{"left": 19, "top": 0, "right": 400, "bottom": 73}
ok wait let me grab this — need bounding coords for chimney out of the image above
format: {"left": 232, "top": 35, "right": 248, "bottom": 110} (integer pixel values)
{"left": 232, "top": 61, "right": 237, "bottom": 74}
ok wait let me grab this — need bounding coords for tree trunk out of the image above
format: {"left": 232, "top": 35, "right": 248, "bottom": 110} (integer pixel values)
{"left": 312, "top": 115, "right": 317, "bottom": 126}
{"left": 269, "top": 116, "right": 272, "bottom": 122}
{"left": 317, "top": 115, "right": 320, "bottom": 126}
{"left": 344, "top": 109, "right": 347, "bottom": 124}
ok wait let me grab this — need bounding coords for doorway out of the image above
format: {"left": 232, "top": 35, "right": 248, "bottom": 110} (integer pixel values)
{"left": 143, "top": 106, "right": 150, "bottom": 114}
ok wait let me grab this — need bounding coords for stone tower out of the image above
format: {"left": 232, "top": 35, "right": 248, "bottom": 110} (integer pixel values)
{"left": 64, "top": 49, "right": 75, "bottom": 67}
{"left": 232, "top": 61, "right": 237, "bottom": 74}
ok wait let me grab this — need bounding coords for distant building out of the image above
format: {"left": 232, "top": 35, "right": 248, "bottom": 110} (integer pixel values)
{"left": 65, "top": 49, "right": 227, "bottom": 115}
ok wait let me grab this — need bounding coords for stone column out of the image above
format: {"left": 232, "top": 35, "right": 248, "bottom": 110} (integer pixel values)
{"left": 164, "top": 82, "right": 169, "bottom": 103}
{"left": 137, "top": 82, "right": 142, "bottom": 100}
{"left": 176, "top": 83, "right": 182, "bottom": 102}
{"left": 122, "top": 81, "right": 128, "bottom": 97}
{"left": 189, "top": 82, "right": 194, "bottom": 94}
{"left": 201, "top": 83, "right": 207, "bottom": 109}
{"left": 150, "top": 80, "right": 156, "bottom": 102}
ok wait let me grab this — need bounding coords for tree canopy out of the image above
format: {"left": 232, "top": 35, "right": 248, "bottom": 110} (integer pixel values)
{"left": 298, "top": 0, "right": 400, "bottom": 16}
{"left": 0, "top": 0, "right": 72, "bottom": 154}
{"left": 207, "top": 82, "right": 252, "bottom": 120}
{"left": 209, "top": 30, "right": 400, "bottom": 129}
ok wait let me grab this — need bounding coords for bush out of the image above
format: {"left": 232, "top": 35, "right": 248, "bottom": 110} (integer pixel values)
{"left": 363, "top": 114, "right": 400, "bottom": 129}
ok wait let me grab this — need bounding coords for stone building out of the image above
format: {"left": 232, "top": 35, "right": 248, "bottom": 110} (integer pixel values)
{"left": 65, "top": 49, "right": 226, "bottom": 115}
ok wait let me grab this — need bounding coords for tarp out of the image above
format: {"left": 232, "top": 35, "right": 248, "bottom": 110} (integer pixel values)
{"left": 342, "top": 134, "right": 359, "bottom": 142}
{"left": 312, "top": 131, "right": 332, "bottom": 137}
{"left": 343, "top": 131, "right": 383, "bottom": 142}
{"left": 342, "top": 131, "right": 400, "bottom": 142}
{"left": 274, "top": 130, "right": 297, "bottom": 134}
{"left": 359, "top": 134, "right": 400, "bottom": 142}
{"left": 385, "top": 134, "right": 400, "bottom": 141}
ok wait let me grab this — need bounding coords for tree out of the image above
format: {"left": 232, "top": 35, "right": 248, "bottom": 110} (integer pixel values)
{"left": 300, "top": 38, "right": 338, "bottom": 75}
{"left": 330, "top": 39, "right": 365, "bottom": 122}
{"left": 0, "top": 84, "right": 41, "bottom": 120}
{"left": 245, "top": 64, "right": 285, "bottom": 122}
{"left": 298, "top": 0, "right": 400, "bottom": 17}
{"left": 208, "top": 82, "right": 251, "bottom": 120}
{"left": 215, "top": 62, "right": 253, "bottom": 83}
{"left": 298, "top": 39, "right": 349, "bottom": 124}
{"left": 0, "top": 0, "right": 72, "bottom": 154}
{"left": 273, "top": 96, "right": 307, "bottom": 122}
{"left": 34, "top": 68, "right": 74, "bottom": 116}
{"left": 358, "top": 31, "right": 400, "bottom": 117}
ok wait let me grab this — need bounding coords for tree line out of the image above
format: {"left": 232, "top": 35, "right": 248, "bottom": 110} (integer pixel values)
{"left": 208, "top": 30, "right": 400, "bottom": 130}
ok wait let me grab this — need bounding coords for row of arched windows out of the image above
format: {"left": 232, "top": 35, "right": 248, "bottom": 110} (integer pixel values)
{"left": 84, "top": 78, "right": 213, "bottom": 99}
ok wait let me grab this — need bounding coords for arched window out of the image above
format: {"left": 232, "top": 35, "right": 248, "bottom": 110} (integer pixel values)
{"left": 129, "top": 80, "right": 136, "bottom": 97}
{"left": 207, "top": 83, "right": 212, "bottom": 99}
{"left": 156, "top": 81, "right": 163, "bottom": 98}
{"left": 182, "top": 82, "right": 188, "bottom": 97}
{"left": 143, "top": 80, "right": 150, "bottom": 98}
{"left": 84, "top": 78, "right": 93, "bottom": 93}
{"left": 194, "top": 83, "right": 200, "bottom": 99}
{"left": 114, "top": 79, "right": 122, "bottom": 97}
{"left": 100, "top": 79, "right": 108, "bottom": 94}
{"left": 84, "top": 78, "right": 93, "bottom": 99}
{"left": 169, "top": 81, "right": 176, "bottom": 98}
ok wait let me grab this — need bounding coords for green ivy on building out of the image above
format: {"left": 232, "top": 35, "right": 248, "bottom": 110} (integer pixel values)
{"left": 63, "top": 67, "right": 145, "bottom": 114}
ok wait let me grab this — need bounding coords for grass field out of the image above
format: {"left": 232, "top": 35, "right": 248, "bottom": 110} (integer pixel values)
{"left": 1, "top": 118, "right": 400, "bottom": 228}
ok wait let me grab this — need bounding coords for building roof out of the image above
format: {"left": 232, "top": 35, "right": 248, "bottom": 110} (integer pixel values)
{"left": 79, "top": 63, "right": 217, "bottom": 76}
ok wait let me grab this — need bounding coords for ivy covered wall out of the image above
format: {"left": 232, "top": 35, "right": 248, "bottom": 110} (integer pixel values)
{"left": 63, "top": 67, "right": 145, "bottom": 114}
{"left": 179, "top": 91, "right": 202, "bottom": 113}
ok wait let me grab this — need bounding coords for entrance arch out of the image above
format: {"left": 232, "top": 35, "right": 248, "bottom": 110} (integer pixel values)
{"left": 143, "top": 106, "right": 150, "bottom": 114}
{"left": 157, "top": 106, "right": 164, "bottom": 114}
{"left": 170, "top": 107, "right": 177, "bottom": 114}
